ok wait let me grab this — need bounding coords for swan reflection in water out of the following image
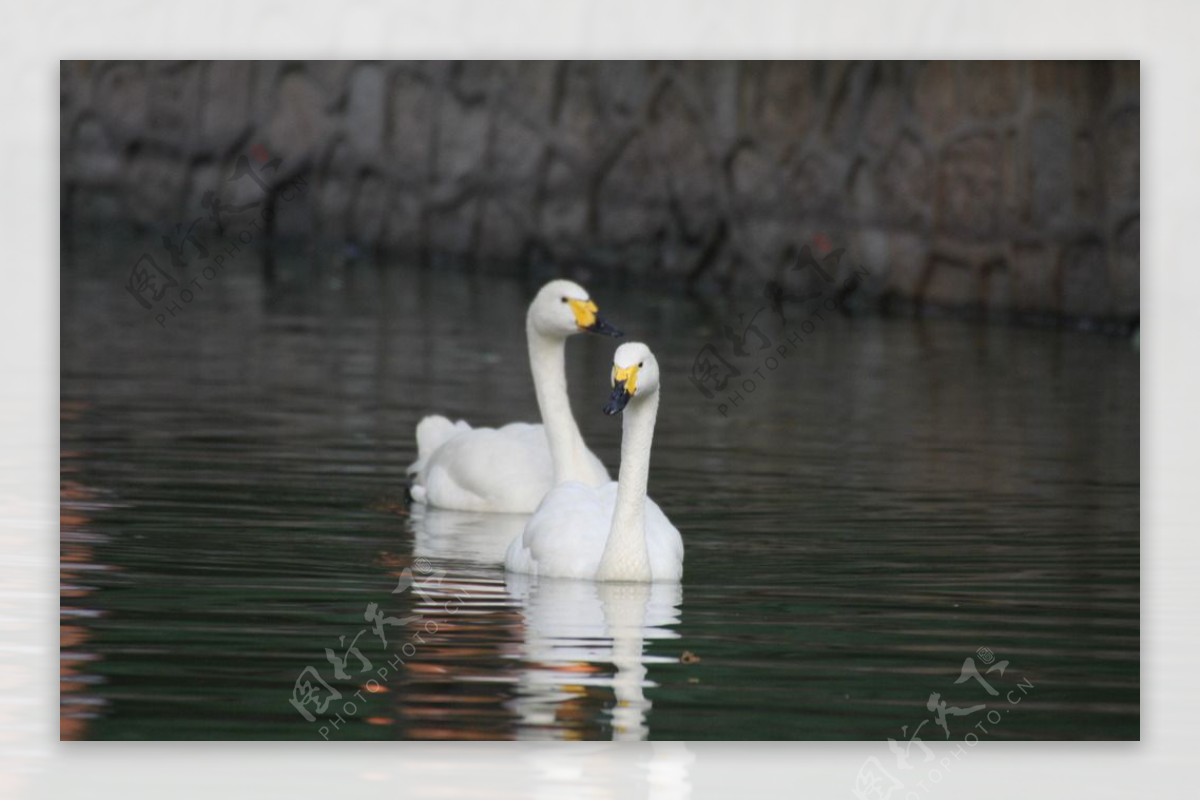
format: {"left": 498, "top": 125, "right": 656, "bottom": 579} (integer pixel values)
{"left": 405, "top": 506, "right": 684, "bottom": 740}
{"left": 505, "top": 572, "right": 683, "bottom": 740}
{"left": 409, "top": 503, "right": 529, "bottom": 564}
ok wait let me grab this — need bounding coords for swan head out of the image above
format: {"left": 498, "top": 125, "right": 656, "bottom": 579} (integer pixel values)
{"left": 528, "top": 279, "right": 623, "bottom": 339}
{"left": 604, "top": 342, "right": 660, "bottom": 416}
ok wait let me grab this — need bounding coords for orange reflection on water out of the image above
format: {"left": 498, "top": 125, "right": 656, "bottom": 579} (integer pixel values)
{"left": 60, "top": 466, "right": 113, "bottom": 741}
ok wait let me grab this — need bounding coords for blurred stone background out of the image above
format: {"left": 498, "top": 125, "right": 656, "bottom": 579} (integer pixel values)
{"left": 60, "top": 60, "right": 1139, "bottom": 323}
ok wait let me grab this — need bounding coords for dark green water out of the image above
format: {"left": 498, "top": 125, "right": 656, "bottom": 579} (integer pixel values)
{"left": 61, "top": 233, "right": 1139, "bottom": 741}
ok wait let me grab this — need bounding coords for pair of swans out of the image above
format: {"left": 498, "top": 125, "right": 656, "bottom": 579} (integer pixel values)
{"left": 407, "top": 280, "right": 683, "bottom": 583}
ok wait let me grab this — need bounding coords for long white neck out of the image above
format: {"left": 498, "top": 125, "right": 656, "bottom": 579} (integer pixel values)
{"left": 527, "top": 319, "right": 591, "bottom": 485}
{"left": 596, "top": 390, "right": 659, "bottom": 582}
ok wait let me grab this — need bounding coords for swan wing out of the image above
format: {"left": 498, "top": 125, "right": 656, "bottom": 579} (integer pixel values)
{"left": 505, "top": 481, "right": 614, "bottom": 579}
{"left": 507, "top": 484, "right": 683, "bottom": 581}
{"left": 414, "top": 422, "right": 555, "bottom": 513}
{"left": 644, "top": 496, "right": 685, "bottom": 581}
{"left": 406, "top": 415, "right": 472, "bottom": 476}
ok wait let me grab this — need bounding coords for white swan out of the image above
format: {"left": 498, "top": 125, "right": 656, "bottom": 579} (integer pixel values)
{"left": 505, "top": 342, "right": 684, "bottom": 582}
{"left": 407, "top": 280, "right": 622, "bottom": 513}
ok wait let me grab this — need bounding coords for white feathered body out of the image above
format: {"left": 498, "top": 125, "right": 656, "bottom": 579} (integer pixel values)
{"left": 504, "top": 480, "right": 684, "bottom": 581}
{"left": 408, "top": 415, "right": 609, "bottom": 514}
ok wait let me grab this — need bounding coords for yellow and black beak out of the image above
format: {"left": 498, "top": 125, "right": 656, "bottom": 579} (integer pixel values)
{"left": 568, "top": 298, "right": 623, "bottom": 338}
{"left": 603, "top": 364, "right": 639, "bottom": 415}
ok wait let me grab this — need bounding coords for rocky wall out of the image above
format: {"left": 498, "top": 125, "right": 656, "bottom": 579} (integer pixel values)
{"left": 60, "top": 60, "right": 1140, "bottom": 321}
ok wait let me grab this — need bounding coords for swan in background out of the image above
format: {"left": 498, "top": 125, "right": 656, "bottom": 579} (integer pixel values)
{"left": 506, "top": 342, "right": 684, "bottom": 582}
{"left": 505, "top": 572, "right": 683, "bottom": 741}
{"left": 408, "top": 280, "right": 622, "bottom": 513}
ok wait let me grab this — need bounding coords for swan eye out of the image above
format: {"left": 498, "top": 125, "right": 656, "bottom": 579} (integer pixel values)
{"left": 638, "top": 362, "right": 644, "bottom": 368}
{"left": 561, "top": 296, "right": 568, "bottom": 303}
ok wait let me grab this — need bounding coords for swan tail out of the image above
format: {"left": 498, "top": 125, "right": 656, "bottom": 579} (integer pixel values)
{"left": 407, "top": 415, "right": 469, "bottom": 478}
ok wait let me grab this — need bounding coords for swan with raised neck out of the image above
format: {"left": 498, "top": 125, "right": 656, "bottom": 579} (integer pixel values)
{"left": 526, "top": 281, "right": 618, "bottom": 485}
{"left": 505, "top": 341, "right": 684, "bottom": 582}
{"left": 406, "top": 279, "right": 621, "bottom": 513}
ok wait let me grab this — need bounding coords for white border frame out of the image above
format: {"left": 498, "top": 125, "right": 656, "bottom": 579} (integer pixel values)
{"left": 4, "top": 1, "right": 1189, "bottom": 797}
